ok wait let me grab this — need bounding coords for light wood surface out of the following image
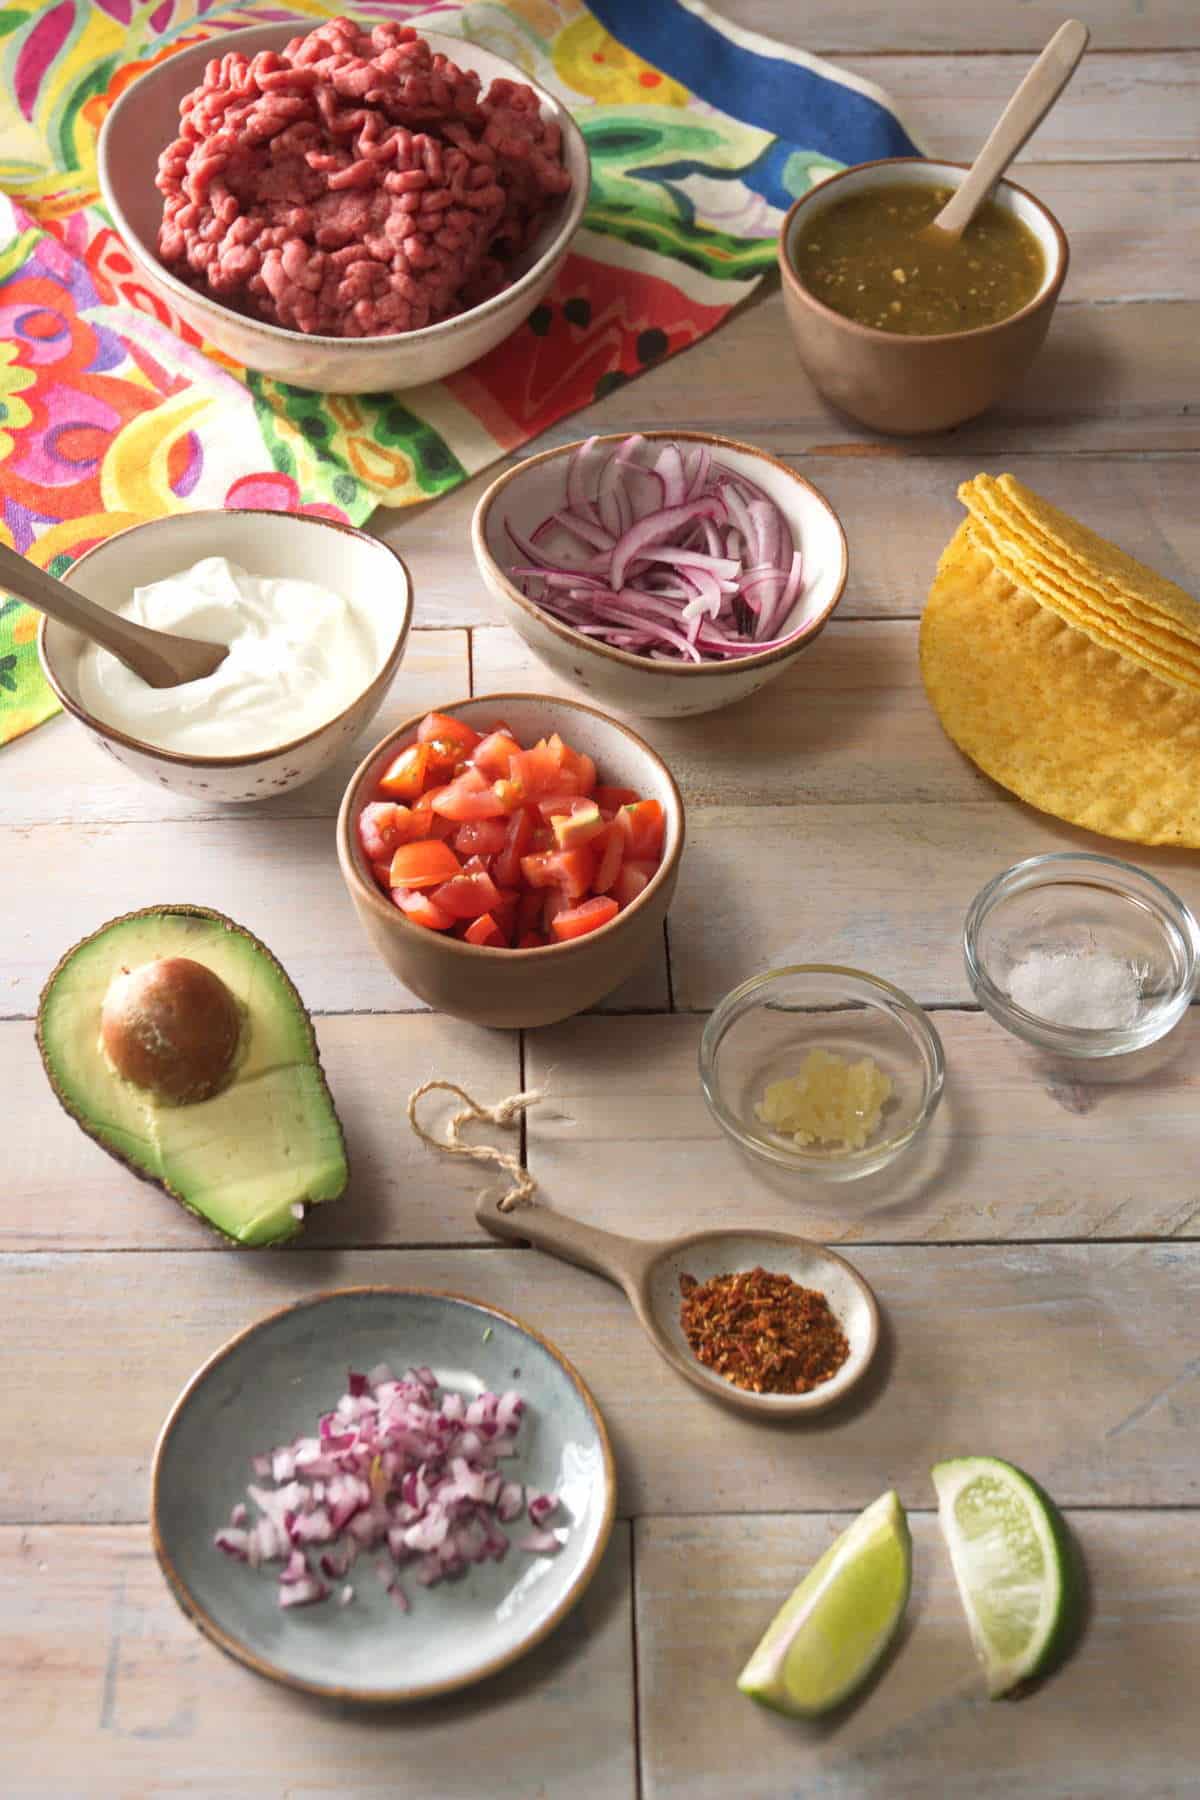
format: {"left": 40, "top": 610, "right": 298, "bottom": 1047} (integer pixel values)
{"left": 4, "top": 1246, "right": 1197, "bottom": 1521}
{"left": 7, "top": 0, "right": 1198, "bottom": 1792}
{"left": 1, "top": 1524, "right": 634, "bottom": 1800}
{"left": 635, "top": 1511, "right": 1200, "bottom": 1799}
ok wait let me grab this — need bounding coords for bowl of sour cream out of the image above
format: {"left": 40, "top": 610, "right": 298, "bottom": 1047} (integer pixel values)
{"left": 38, "top": 510, "right": 412, "bottom": 802}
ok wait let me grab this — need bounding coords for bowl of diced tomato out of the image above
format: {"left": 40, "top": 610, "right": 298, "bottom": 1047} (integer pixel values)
{"left": 337, "top": 694, "right": 685, "bottom": 1027}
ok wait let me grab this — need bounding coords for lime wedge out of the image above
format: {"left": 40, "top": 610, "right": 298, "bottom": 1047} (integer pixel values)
{"left": 737, "top": 1490, "right": 911, "bottom": 1718}
{"left": 932, "top": 1455, "right": 1078, "bottom": 1698}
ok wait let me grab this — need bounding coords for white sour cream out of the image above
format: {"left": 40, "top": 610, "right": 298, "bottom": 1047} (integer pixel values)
{"left": 76, "top": 556, "right": 380, "bottom": 756}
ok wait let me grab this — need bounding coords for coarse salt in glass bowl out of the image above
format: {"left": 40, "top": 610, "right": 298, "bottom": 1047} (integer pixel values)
{"left": 699, "top": 965, "right": 945, "bottom": 1181}
{"left": 963, "top": 852, "right": 1199, "bottom": 1059}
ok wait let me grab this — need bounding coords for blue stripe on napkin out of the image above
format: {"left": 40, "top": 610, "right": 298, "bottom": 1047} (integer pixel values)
{"left": 588, "top": 0, "right": 921, "bottom": 164}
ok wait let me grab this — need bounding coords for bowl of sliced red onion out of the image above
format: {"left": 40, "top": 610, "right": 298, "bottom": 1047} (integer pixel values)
{"left": 151, "top": 1287, "right": 615, "bottom": 1701}
{"left": 472, "top": 430, "right": 849, "bottom": 718}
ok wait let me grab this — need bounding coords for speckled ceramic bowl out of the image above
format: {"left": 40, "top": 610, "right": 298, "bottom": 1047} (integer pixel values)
{"left": 151, "top": 1287, "right": 616, "bottom": 1702}
{"left": 337, "top": 693, "right": 685, "bottom": 1028}
{"left": 97, "top": 25, "right": 590, "bottom": 394}
{"left": 472, "top": 431, "right": 849, "bottom": 719}
{"left": 38, "top": 509, "right": 412, "bottom": 802}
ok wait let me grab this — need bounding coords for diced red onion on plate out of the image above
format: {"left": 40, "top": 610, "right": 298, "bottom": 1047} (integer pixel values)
{"left": 215, "top": 1366, "right": 562, "bottom": 1611}
{"left": 506, "top": 434, "right": 809, "bottom": 661}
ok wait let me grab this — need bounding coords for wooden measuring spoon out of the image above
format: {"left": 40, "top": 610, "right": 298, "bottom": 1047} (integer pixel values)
{"left": 0, "top": 542, "right": 228, "bottom": 689}
{"left": 922, "top": 19, "right": 1090, "bottom": 247}
{"left": 476, "top": 1191, "right": 880, "bottom": 1418}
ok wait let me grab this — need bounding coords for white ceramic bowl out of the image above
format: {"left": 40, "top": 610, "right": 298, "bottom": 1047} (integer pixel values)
{"left": 471, "top": 431, "right": 849, "bottom": 718}
{"left": 39, "top": 510, "right": 412, "bottom": 802}
{"left": 97, "top": 25, "right": 590, "bottom": 394}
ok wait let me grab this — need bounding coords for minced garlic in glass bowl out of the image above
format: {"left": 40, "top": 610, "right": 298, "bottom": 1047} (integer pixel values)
{"left": 699, "top": 965, "right": 944, "bottom": 1181}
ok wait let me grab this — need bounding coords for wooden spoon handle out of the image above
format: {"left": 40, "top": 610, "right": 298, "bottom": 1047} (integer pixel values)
{"left": 0, "top": 541, "right": 209, "bottom": 690}
{"left": 933, "top": 20, "right": 1090, "bottom": 239}
{"left": 475, "top": 1190, "right": 656, "bottom": 1291}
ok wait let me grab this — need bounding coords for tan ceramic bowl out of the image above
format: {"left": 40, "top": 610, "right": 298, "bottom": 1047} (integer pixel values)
{"left": 337, "top": 694, "right": 685, "bottom": 1028}
{"left": 97, "top": 25, "right": 589, "bottom": 394}
{"left": 778, "top": 158, "right": 1069, "bottom": 435}
{"left": 472, "top": 431, "right": 848, "bottom": 719}
{"left": 39, "top": 509, "right": 412, "bottom": 802}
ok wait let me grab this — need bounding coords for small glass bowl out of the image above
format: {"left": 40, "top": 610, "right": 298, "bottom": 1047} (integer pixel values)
{"left": 964, "top": 852, "right": 1199, "bottom": 1059}
{"left": 699, "top": 965, "right": 945, "bottom": 1181}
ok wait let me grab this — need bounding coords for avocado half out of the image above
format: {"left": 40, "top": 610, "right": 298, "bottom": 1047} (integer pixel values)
{"left": 37, "top": 905, "right": 348, "bottom": 1246}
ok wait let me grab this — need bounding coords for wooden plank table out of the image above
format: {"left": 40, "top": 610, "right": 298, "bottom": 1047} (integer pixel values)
{"left": 4, "top": 2, "right": 1198, "bottom": 1792}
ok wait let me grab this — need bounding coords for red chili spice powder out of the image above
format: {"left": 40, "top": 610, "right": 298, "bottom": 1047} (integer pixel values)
{"left": 678, "top": 1266, "right": 850, "bottom": 1395}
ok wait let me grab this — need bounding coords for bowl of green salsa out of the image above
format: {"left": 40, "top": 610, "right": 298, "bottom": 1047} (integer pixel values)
{"left": 777, "top": 158, "right": 1067, "bottom": 435}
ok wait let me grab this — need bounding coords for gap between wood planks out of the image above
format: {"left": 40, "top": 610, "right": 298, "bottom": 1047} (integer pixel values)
{"left": 3, "top": 1233, "right": 1193, "bottom": 1255}
{"left": 629, "top": 1526, "right": 645, "bottom": 1800}
{"left": 4, "top": 1502, "right": 1194, "bottom": 1530}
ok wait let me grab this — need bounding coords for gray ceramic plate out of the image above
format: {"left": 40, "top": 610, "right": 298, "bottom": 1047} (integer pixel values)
{"left": 151, "top": 1287, "right": 616, "bottom": 1702}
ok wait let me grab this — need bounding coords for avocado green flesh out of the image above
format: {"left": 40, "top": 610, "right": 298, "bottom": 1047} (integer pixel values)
{"left": 38, "top": 911, "right": 347, "bottom": 1245}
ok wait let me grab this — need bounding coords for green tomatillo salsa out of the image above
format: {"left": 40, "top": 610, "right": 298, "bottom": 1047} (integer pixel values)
{"left": 792, "top": 182, "right": 1045, "bottom": 336}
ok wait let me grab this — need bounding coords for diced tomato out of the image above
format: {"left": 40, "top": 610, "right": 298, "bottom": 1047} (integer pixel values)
{"left": 547, "top": 735, "right": 596, "bottom": 797}
{"left": 430, "top": 870, "right": 504, "bottom": 921}
{"left": 520, "top": 848, "right": 595, "bottom": 902}
{"left": 591, "top": 824, "right": 625, "bottom": 894}
{"left": 412, "top": 787, "right": 457, "bottom": 841}
{"left": 612, "top": 864, "right": 650, "bottom": 909}
{"left": 454, "top": 818, "right": 508, "bottom": 858}
{"left": 472, "top": 730, "right": 522, "bottom": 779}
{"left": 378, "top": 743, "right": 430, "bottom": 801}
{"left": 491, "top": 889, "right": 520, "bottom": 942}
{"left": 417, "top": 712, "right": 481, "bottom": 757}
{"left": 593, "top": 786, "right": 640, "bottom": 814}
{"left": 514, "top": 890, "right": 541, "bottom": 936}
{"left": 551, "top": 896, "right": 619, "bottom": 941}
{"left": 551, "top": 799, "right": 606, "bottom": 850}
{"left": 433, "top": 767, "right": 507, "bottom": 821}
{"left": 494, "top": 806, "right": 536, "bottom": 889}
{"left": 492, "top": 778, "right": 524, "bottom": 814}
{"left": 395, "top": 889, "right": 455, "bottom": 930}
{"left": 536, "top": 792, "right": 583, "bottom": 820}
{"left": 509, "top": 739, "right": 561, "bottom": 803}
{"left": 465, "top": 912, "right": 506, "bottom": 948}
{"left": 358, "top": 802, "right": 415, "bottom": 862}
{"left": 361, "top": 719, "right": 665, "bottom": 952}
{"left": 542, "top": 888, "right": 569, "bottom": 932}
{"left": 617, "top": 798, "right": 665, "bottom": 860}
{"left": 388, "top": 839, "right": 462, "bottom": 889}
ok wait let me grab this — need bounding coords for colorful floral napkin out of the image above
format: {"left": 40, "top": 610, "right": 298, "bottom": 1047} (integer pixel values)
{"left": 0, "top": 0, "right": 916, "bottom": 743}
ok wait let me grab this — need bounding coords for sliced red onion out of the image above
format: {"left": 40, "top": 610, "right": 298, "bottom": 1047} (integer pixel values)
{"left": 551, "top": 510, "right": 613, "bottom": 552}
{"left": 509, "top": 436, "right": 808, "bottom": 661}
{"left": 337, "top": 1584, "right": 355, "bottom": 1608}
{"left": 527, "top": 1492, "right": 559, "bottom": 1527}
{"left": 654, "top": 442, "right": 687, "bottom": 508}
{"left": 566, "top": 435, "right": 602, "bottom": 522}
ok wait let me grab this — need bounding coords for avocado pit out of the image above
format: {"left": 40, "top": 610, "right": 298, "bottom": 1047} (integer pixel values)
{"left": 100, "top": 956, "right": 241, "bottom": 1104}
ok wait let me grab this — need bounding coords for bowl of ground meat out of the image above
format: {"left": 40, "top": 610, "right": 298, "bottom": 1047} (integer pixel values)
{"left": 98, "top": 18, "right": 589, "bottom": 393}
